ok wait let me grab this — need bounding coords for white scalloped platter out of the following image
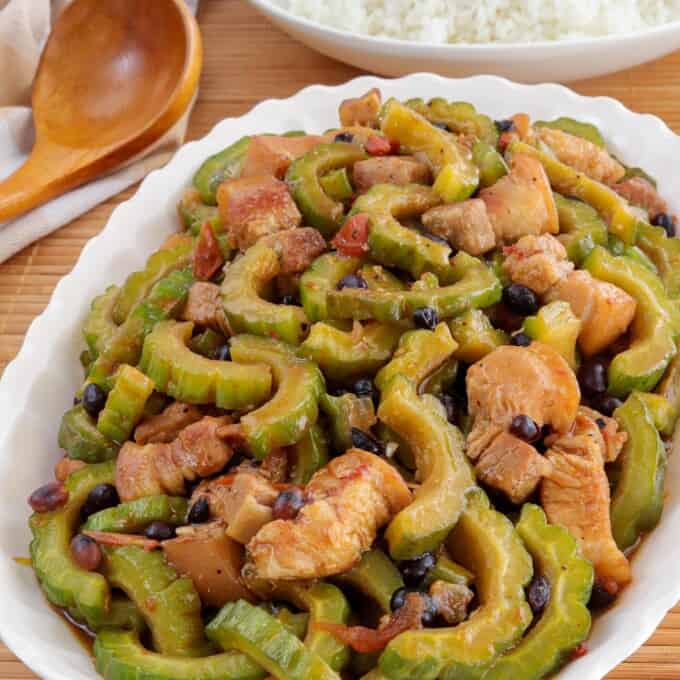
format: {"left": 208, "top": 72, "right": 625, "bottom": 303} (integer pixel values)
{"left": 1, "top": 74, "right": 679, "bottom": 680}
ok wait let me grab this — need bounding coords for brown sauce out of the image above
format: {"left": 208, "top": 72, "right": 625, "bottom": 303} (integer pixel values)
{"left": 59, "top": 605, "right": 96, "bottom": 655}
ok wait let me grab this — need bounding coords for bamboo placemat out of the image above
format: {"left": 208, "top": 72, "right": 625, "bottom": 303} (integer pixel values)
{"left": 2, "top": 1, "right": 680, "bottom": 677}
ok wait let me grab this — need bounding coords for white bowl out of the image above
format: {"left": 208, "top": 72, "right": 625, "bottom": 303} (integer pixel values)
{"left": 247, "top": 0, "right": 680, "bottom": 83}
{"left": 1, "top": 74, "right": 679, "bottom": 680}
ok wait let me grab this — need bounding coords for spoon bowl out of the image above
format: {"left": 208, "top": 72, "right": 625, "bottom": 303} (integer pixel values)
{"left": 0, "top": 0, "right": 202, "bottom": 223}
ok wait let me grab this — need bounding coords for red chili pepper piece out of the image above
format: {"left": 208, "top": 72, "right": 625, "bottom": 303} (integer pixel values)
{"left": 331, "top": 213, "right": 370, "bottom": 257}
{"left": 365, "top": 135, "right": 392, "bottom": 156}
{"left": 318, "top": 592, "right": 424, "bottom": 653}
{"left": 571, "top": 643, "right": 588, "bottom": 660}
{"left": 193, "top": 222, "right": 225, "bottom": 281}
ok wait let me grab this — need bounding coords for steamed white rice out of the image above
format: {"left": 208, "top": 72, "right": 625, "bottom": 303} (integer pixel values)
{"left": 274, "top": 0, "right": 680, "bottom": 44}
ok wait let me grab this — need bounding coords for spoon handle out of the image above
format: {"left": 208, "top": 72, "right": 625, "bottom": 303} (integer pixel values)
{"left": 0, "top": 151, "right": 71, "bottom": 223}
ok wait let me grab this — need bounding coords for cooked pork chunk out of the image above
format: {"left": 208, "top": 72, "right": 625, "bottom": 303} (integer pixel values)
{"left": 546, "top": 270, "right": 637, "bottom": 356}
{"left": 474, "top": 430, "right": 552, "bottom": 504}
{"left": 339, "top": 88, "right": 382, "bottom": 128}
{"left": 134, "top": 402, "right": 203, "bottom": 445}
{"left": 502, "top": 234, "right": 574, "bottom": 295}
{"left": 193, "top": 470, "right": 279, "bottom": 545}
{"left": 181, "top": 282, "right": 224, "bottom": 330}
{"left": 241, "top": 134, "right": 325, "bottom": 179}
{"left": 428, "top": 580, "right": 474, "bottom": 626}
{"left": 577, "top": 406, "right": 627, "bottom": 463}
{"left": 245, "top": 449, "right": 411, "bottom": 580}
{"left": 353, "top": 157, "right": 431, "bottom": 193}
{"left": 116, "top": 416, "right": 233, "bottom": 501}
{"left": 421, "top": 199, "right": 496, "bottom": 256}
{"left": 261, "top": 227, "right": 327, "bottom": 274}
{"left": 533, "top": 126, "right": 625, "bottom": 184}
{"left": 217, "top": 175, "right": 302, "bottom": 251}
{"left": 479, "top": 153, "right": 559, "bottom": 242}
{"left": 466, "top": 343, "right": 580, "bottom": 435}
{"left": 542, "top": 412, "right": 631, "bottom": 588}
{"left": 613, "top": 176, "right": 670, "bottom": 221}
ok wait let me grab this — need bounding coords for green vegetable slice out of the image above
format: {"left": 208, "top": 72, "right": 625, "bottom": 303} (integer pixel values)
{"left": 484, "top": 504, "right": 593, "bottom": 680}
{"left": 583, "top": 247, "right": 678, "bottom": 396}
{"left": 320, "top": 167, "right": 354, "bottom": 203}
{"left": 611, "top": 393, "right": 667, "bottom": 551}
{"left": 472, "top": 140, "right": 508, "bottom": 188}
{"left": 554, "top": 193, "right": 608, "bottom": 265}
{"left": 286, "top": 142, "right": 367, "bottom": 237}
{"left": 327, "top": 252, "right": 501, "bottom": 323}
{"left": 139, "top": 320, "right": 272, "bottom": 410}
{"left": 112, "top": 238, "right": 194, "bottom": 325}
{"left": 83, "top": 495, "right": 188, "bottom": 533}
{"left": 637, "top": 222, "right": 680, "bottom": 297}
{"left": 381, "top": 99, "right": 478, "bottom": 203}
{"left": 58, "top": 404, "right": 119, "bottom": 463}
{"left": 319, "top": 392, "right": 376, "bottom": 455}
{"left": 449, "top": 309, "right": 508, "bottom": 363}
{"left": 351, "top": 184, "right": 451, "bottom": 283}
{"left": 522, "top": 301, "right": 581, "bottom": 369}
{"left": 193, "top": 136, "right": 251, "bottom": 205}
{"left": 221, "top": 241, "right": 310, "bottom": 345}
{"left": 290, "top": 424, "right": 330, "bottom": 485}
{"left": 103, "top": 545, "right": 209, "bottom": 657}
{"left": 95, "top": 628, "right": 265, "bottom": 680}
{"left": 508, "top": 140, "right": 642, "bottom": 245}
{"left": 300, "top": 252, "right": 365, "bottom": 323}
{"left": 96, "top": 364, "right": 155, "bottom": 444}
{"left": 83, "top": 285, "right": 120, "bottom": 359}
{"left": 376, "top": 323, "right": 457, "bottom": 392}
{"left": 87, "top": 268, "right": 194, "bottom": 392}
{"left": 278, "top": 582, "right": 352, "bottom": 672}
{"left": 299, "top": 321, "right": 402, "bottom": 381}
{"left": 29, "top": 461, "right": 114, "bottom": 628}
{"left": 207, "top": 600, "right": 341, "bottom": 680}
{"left": 380, "top": 374, "right": 476, "bottom": 560}
{"left": 178, "top": 187, "right": 222, "bottom": 234}
{"left": 335, "top": 549, "right": 404, "bottom": 615}
{"left": 656, "top": 348, "right": 680, "bottom": 435}
{"left": 230, "top": 334, "right": 325, "bottom": 459}
{"left": 405, "top": 98, "right": 499, "bottom": 146}
{"left": 379, "top": 490, "right": 533, "bottom": 680}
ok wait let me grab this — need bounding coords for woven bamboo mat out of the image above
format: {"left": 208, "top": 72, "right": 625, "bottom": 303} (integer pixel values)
{"left": 2, "top": 1, "right": 680, "bottom": 677}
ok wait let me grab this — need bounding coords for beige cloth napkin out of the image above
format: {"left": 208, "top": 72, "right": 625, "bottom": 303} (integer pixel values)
{"left": 0, "top": 0, "right": 199, "bottom": 262}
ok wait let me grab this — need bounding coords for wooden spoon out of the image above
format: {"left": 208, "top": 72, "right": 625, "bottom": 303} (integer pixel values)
{"left": 0, "top": 0, "right": 202, "bottom": 223}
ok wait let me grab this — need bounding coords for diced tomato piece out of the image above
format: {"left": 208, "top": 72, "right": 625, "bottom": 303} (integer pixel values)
{"left": 571, "top": 643, "right": 588, "bottom": 660}
{"left": 365, "top": 135, "right": 392, "bottom": 156}
{"left": 498, "top": 131, "right": 516, "bottom": 152}
{"left": 331, "top": 213, "right": 370, "bottom": 257}
{"left": 193, "top": 222, "right": 225, "bottom": 281}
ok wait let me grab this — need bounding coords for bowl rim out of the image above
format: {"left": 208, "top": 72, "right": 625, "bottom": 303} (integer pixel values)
{"left": 2, "top": 72, "right": 680, "bottom": 680}
{"left": 248, "top": 0, "right": 680, "bottom": 52}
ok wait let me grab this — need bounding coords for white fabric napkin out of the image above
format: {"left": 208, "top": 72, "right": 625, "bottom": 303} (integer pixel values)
{"left": 0, "top": 0, "right": 199, "bottom": 263}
